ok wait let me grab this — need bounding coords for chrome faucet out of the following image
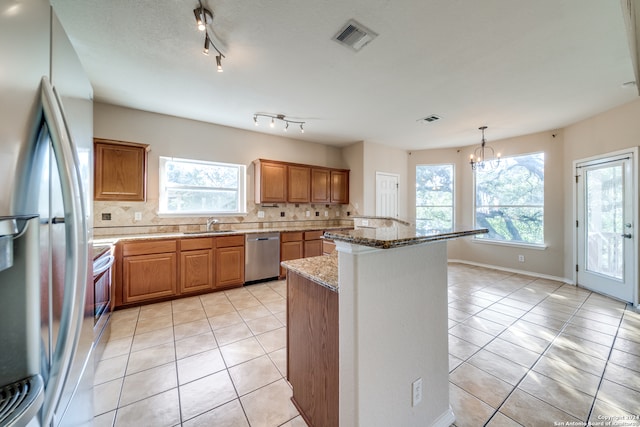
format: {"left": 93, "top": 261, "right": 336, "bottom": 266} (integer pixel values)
{"left": 206, "top": 217, "right": 219, "bottom": 231}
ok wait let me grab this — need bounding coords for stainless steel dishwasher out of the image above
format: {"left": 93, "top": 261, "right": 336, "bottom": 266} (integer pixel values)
{"left": 245, "top": 232, "right": 280, "bottom": 283}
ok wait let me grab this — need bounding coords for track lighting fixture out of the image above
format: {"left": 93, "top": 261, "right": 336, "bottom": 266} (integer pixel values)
{"left": 193, "top": 1, "right": 226, "bottom": 73}
{"left": 253, "top": 113, "right": 306, "bottom": 134}
{"left": 470, "top": 126, "right": 500, "bottom": 170}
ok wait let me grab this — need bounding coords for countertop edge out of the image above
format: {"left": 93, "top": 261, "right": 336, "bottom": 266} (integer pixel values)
{"left": 323, "top": 228, "right": 489, "bottom": 249}
{"left": 281, "top": 254, "right": 338, "bottom": 293}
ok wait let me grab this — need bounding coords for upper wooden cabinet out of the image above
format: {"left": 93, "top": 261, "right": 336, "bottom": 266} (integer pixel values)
{"left": 255, "top": 160, "right": 287, "bottom": 203}
{"left": 311, "top": 168, "right": 330, "bottom": 203}
{"left": 287, "top": 165, "right": 311, "bottom": 203}
{"left": 331, "top": 170, "right": 349, "bottom": 204}
{"left": 94, "top": 138, "right": 149, "bottom": 201}
{"left": 255, "top": 159, "right": 349, "bottom": 204}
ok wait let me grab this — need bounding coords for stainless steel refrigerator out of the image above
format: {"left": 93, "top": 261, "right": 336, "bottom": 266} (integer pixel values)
{"left": 0, "top": 1, "right": 94, "bottom": 426}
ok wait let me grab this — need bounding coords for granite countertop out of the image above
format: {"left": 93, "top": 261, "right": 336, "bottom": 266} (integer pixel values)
{"left": 324, "top": 226, "right": 488, "bottom": 249}
{"left": 94, "top": 225, "right": 352, "bottom": 246}
{"left": 281, "top": 253, "right": 338, "bottom": 292}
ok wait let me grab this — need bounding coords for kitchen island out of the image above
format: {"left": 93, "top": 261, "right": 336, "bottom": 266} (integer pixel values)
{"left": 282, "top": 224, "right": 486, "bottom": 427}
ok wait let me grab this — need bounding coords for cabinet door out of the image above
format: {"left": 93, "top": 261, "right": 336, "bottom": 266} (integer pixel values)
{"left": 94, "top": 139, "right": 148, "bottom": 201}
{"left": 288, "top": 165, "right": 311, "bottom": 203}
{"left": 256, "top": 161, "right": 287, "bottom": 203}
{"left": 280, "top": 239, "right": 304, "bottom": 277}
{"left": 330, "top": 170, "right": 349, "bottom": 204}
{"left": 311, "top": 168, "right": 331, "bottom": 203}
{"left": 304, "top": 240, "right": 323, "bottom": 258}
{"left": 123, "top": 253, "right": 177, "bottom": 304}
{"left": 216, "top": 246, "right": 245, "bottom": 288}
{"left": 180, "top": 249, "right": 214, "bottom": 294}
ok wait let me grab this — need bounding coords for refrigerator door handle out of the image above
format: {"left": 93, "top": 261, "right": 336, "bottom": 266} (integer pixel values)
{"left": 39, "top": 77, "right": 88, "bottom": 427}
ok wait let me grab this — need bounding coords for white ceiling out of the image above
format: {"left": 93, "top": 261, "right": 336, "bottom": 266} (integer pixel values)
{"left": 51, "top": 0, "right": 638, "bottom": 150}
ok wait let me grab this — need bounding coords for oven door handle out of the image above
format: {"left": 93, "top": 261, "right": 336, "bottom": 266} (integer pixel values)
{"left": 93, "top": 255, "right": 114, "bottom": 277}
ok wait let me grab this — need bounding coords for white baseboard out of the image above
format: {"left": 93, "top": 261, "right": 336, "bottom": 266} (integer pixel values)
{"left": 448, "top": 259, "right": 574, "bottom": 285}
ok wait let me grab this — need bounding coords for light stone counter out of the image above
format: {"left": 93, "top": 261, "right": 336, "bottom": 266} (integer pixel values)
{"left": 281, "top": 252, "right": 338, "bottom": 291}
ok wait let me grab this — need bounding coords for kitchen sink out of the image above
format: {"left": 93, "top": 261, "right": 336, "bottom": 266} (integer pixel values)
{"left": 182, "top": 230, "right": 238, "bottom": 235}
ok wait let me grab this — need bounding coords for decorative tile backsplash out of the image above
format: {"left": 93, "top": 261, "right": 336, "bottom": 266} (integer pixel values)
{"left": 93, "top": 199, "right": 357, "bottom": 237}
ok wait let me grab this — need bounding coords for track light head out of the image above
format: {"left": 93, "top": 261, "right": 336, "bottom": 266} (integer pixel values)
{"left": 254, "top": 115, "right": 259, "bottom": 126}
{"left": 193, "top": 5, "right": 213, "bottom": 31}
{"left": 203, "top": 36, "right": 210, "bottom": 55}
{"left": 300, "top": 123, "right": 304, "bottom": 133}
{"left": 270, "top": 118, "right": 275, "bottom": 128}
{"left": 284, "top": 122, "right": 289, "bottom": 132}
{"left": 216, "top": 55, "right": 223, "bottom": 72}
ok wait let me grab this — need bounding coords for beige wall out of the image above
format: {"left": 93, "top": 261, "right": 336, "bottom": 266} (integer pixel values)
{"left": 342, "top": 141, "right": 364, "bottom": 216}
{"left": 562, "top": 98, "right": 640, "bottom": 279}
{"left": 408, "top": 98, "right": 640, "bottom": 282}
{"left": 409, "top": 132, "right": 565, "bottom": 279}
{"left": 93, "top": 103, "right": 355, "bottom": 233}
{"left": 362, "top": 141, "right": 409, "bottom": 217}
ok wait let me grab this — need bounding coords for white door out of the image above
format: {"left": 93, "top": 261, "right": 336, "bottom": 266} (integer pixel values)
{"left": 376, "top": 172, "right": 399, "bottom": 217}
{"left": 576, "top": 151, "right": 636, "bottom": 303}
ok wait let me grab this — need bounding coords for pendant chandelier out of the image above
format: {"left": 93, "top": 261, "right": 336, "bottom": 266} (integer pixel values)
{"left": 469, "top": 126, "right": 500, "bottom": 170}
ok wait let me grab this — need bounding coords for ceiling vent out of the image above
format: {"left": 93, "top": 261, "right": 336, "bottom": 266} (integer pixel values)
{"left": 418, "top": 115, "right": 442, "bottom": 123}
{"left": 333, "top": 19, "right": 378, "bottom": 51}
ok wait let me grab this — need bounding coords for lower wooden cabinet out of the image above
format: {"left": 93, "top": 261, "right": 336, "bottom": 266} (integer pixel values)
{"left": 216, "top": 246, "right": 244, "bottom": 288}
{"left": 116, "top": 235, "right": 244, "bottom": 307}
{"left": 123, "top": 252, "right": 178, "bottom": 304}
{"left": 303, "top": 230, "right": 324, "bottom": 258}
{"left": 280, "top": 232, "right": 304, "bottom": 278}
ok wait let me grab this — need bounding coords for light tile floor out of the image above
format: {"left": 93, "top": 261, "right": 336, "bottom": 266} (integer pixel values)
{"left": 93, "top": 264, "right": 640, "bottom": 427}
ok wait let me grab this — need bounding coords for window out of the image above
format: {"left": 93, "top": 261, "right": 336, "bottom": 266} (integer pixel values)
{"left": 159, "top": 156, "right": 246, "bottom": 214}
{"left": 474, "top": 152, "right": 544, "bottom": 245}
{"left": 416, "top": 164, "right": 454, "bottom": 234}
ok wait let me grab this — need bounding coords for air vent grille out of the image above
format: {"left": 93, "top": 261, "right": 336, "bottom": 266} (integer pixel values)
{"left": 418, "top": 115, "right": 442, "bottom": 123}
{"left": 333, "top": 19, "right": 378, "bottom": 51}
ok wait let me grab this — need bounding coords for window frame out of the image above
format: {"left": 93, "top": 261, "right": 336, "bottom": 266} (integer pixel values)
{"left": 158, "top": 156, "right": 247, "bottom": 216}
{"left": 415, "top": 163, "right": 455, "bottom": 235}
{"left": 472, "top": 151, "right": 545, "bottom": 248}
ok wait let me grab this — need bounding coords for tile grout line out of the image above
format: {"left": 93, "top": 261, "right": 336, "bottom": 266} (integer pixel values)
{"left": 448, "top": 271, "right": 594, "bottom": 426}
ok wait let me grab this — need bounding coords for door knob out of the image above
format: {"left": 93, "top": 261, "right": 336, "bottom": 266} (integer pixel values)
{"left": 621, "top": 233, "right": 633, "bottom": 239}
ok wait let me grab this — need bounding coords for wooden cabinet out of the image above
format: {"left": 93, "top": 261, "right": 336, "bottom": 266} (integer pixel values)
{"left": 310, "top": 168, "right": 330, "bottom": 203}
{"left": 255, "top": 159, "right": 349, "bottom": 204}
{"left": 116, "top": 235, "right": 245, "bottom": 307}
{"left": 94, "top": 138, "right": 148, "bottom": 201}
{"left": 287, "top": 165, "right": 311, "bottom": 203}
{"left": 331, "top": 170, "right": 349, "bottom": 204}
{"left": 180, "top": 238, "right": 214, "bottom": 294}
{"left": 322, "top": 239, "right": 336, "bottom": 255}
{"left": 215, "top": 235, "right": 245, "bottom": 288}
{"left": 255, "top": 160, "right": 287, "bottom": 203}
{"left": 303, "top": 230, "right": 324, "bottom": 258}
{"left": 287, "top": 270, "right": 339, "bottom": 427}
{"left": 280, "top": 232, "right": 304, "bottom": 278}
{"left": 121, "top": 240, "right": 177, "bottom": 305}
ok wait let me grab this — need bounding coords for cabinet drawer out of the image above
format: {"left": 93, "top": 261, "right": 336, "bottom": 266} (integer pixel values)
{"left": 180, "top": 237, "right": 214, "bottom": 251}
{"left": 322, "top": 239, "right": 336, "bottom": 254}
{"left": 304, "top": 230, "right": 324, "bottom": 240}
{"left": 122, "top": 239, "right": 177, "bottom": 256}
{"left": 281, "top": 232, "right": 303, "bottom": 243}
{"left": 216, "top": 235, "right": 244, "bottom": 248}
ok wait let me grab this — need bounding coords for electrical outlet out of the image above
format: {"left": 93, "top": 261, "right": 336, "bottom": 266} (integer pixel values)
{"left": 306, "top": 211, "right": 310, "bottom": 217}
{"left": 101, "top": 213, "right": 111, "bottom": 221}
{"left": 412, "top": 378, "right": 423, "bottom": 407}
{"left": 315, "top": 211, "right": 319, "bottom": 217}
{"left": 362, "top": 219, "right": 369, "bottom": 226}
{"left": 280, "top": 212, "right": 285, "bottom": 217}
{"left": 324, "top": 211, "right": 328, "bottom": 217}
{"left": 134, "top": 212, "right": 142, "bottom": 221}
{"left": 518, "top": 255, "right": 525, "bottom": 262}
{"left": 336, "top": 211, "right": 340, "bottom": 217}
{"left": 258, "top": 211, "right": 265, "bottom": 218}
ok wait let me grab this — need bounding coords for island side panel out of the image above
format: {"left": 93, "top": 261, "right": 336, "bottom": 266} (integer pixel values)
{"left": 287, "top": 271, "right": 339, "bottom": 427}
{"left": 337, "top": 240, "right": 454, "bottom": 427}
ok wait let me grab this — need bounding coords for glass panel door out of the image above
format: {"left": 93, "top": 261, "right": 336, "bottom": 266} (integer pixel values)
{"left": 576, "top": 153, "right": 635, "bottom": 303}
